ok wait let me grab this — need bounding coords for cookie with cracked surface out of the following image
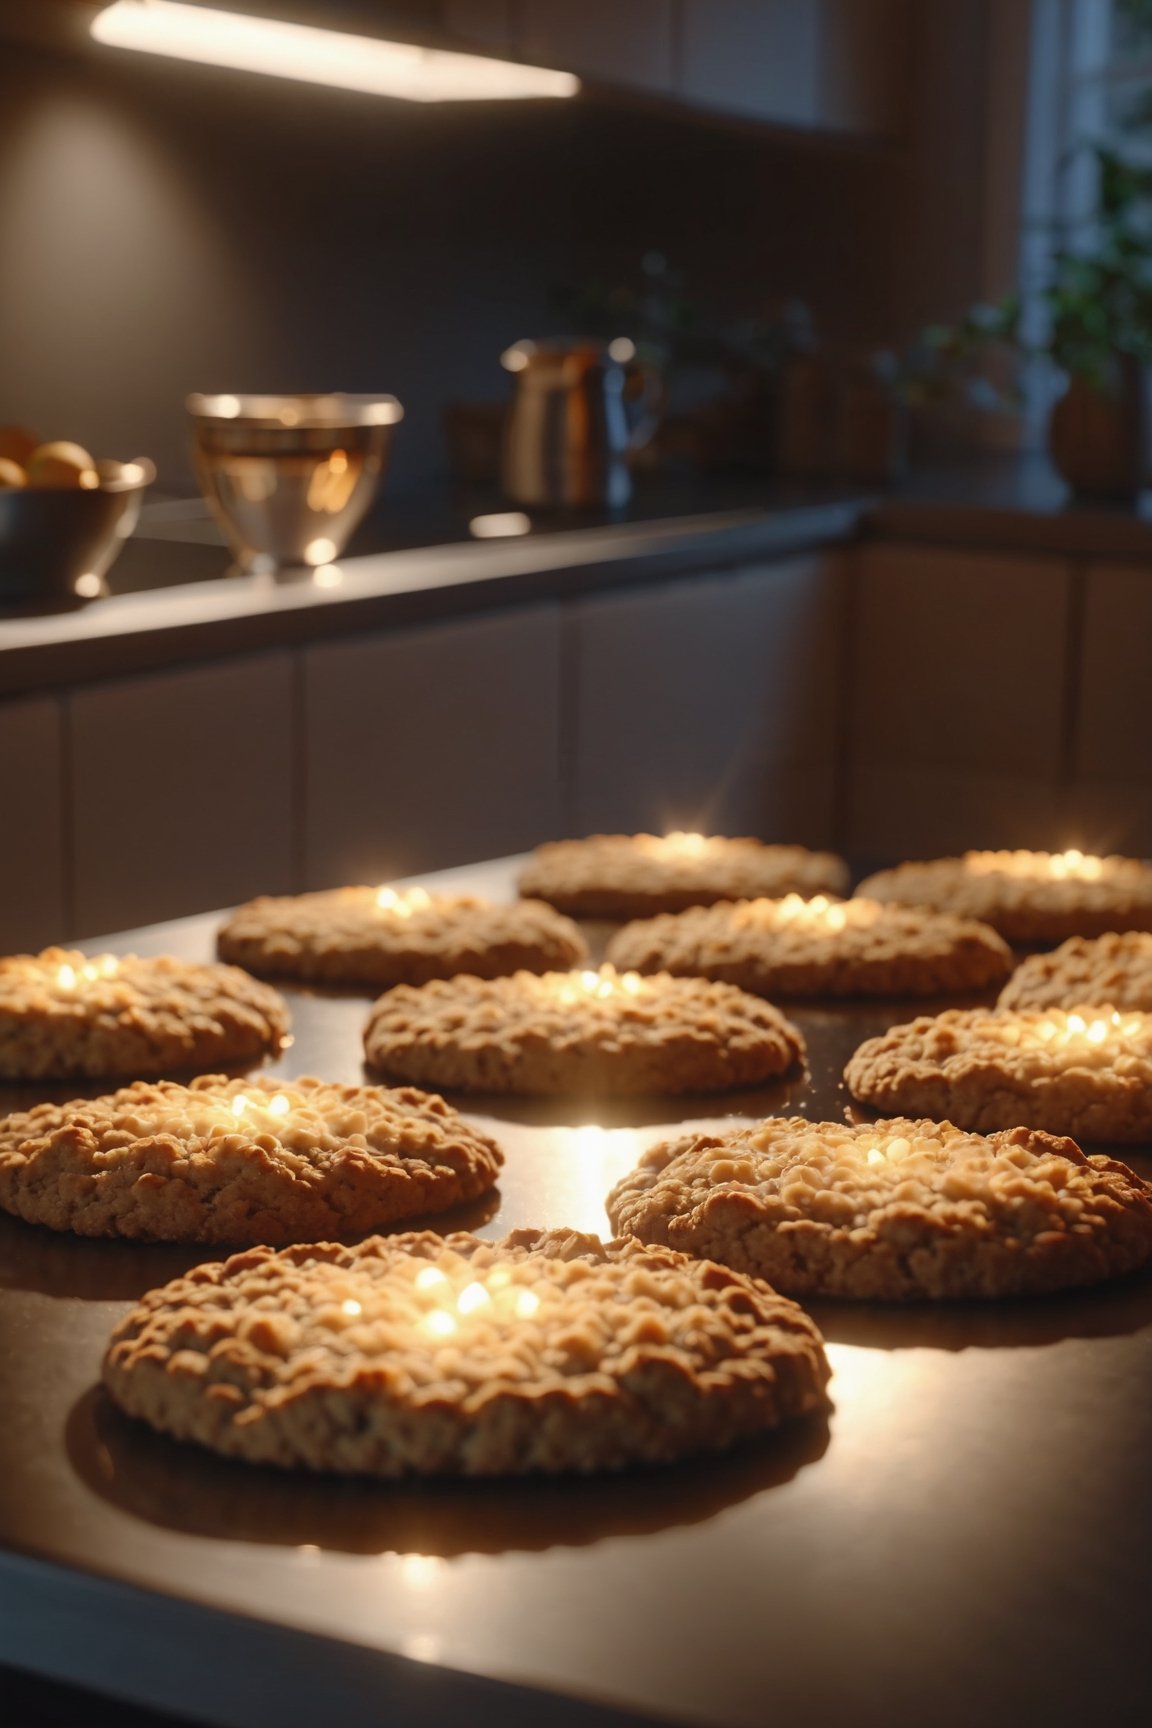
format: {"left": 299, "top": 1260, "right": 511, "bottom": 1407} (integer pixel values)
{"left": 1000, "top": 932, "right": 1152, "bottom": 1012}
{"left": 101, "top": 1226, "right": 831, "bottom": 1475}
{"left": 606, "top": 1116, "right": 1152, "bottom": 1300}
{"left": 363, "top": 965, "right": 806, "bottom": 1095}
{"left": 517, "top": 833, "right": 850, "bottom": 919}
{"left": 856, "top": 850, "right": 1152, "bottom": 944}
{"left": 217, "top": 887, "right": 587, "bottom": 988}
{"left": 0, "top": 948, "right": 289, "bottom": 1081}
{"left": 0, "top": 1073, "right": 503, "bottom": 1244}
{"left": 605, "top": 894, "right": 1012, "bottom": 999}
{"left": 845, "top": 1006, "right": 1152, "bottom": 1143}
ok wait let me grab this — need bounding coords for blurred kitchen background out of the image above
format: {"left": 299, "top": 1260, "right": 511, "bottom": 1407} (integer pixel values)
{"left": 0, "top": 1, "right": 1011, "bottom": 496}
{"left": 4, "top": 0, "right": 1152, "bottom": 953}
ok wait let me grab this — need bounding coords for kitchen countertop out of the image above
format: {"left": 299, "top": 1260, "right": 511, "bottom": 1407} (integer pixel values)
{"left": 0, "top": 490, "right": 865, "bottom": 697}
{"left": 4, "top": 451, "right": 1152, "bottom": 700}
{"left": 1, "top": 853, "right": 1151, "bottom": 1728}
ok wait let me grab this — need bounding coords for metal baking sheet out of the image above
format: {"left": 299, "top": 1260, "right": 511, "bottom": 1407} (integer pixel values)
{"left": 1, "top": 856, "right": 1150, "bottom": 1728}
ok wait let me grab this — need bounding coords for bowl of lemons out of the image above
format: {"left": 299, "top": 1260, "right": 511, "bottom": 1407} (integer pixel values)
{"left": 0, "top": 425, "right": 154, "bottom": 608}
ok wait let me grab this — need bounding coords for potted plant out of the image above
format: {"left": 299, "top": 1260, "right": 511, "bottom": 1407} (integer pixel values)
{"left": 916, "top": 144, "right": 1152, "bottom": 502}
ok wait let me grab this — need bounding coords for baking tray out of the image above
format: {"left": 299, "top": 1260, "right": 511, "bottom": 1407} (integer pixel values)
{"left": 2, "top": 856, "right": 1151, "bottom": 1728}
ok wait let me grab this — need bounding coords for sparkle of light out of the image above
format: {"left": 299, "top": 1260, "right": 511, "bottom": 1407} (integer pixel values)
{"left": 470, "top": 511, "right": 531, "bottom": 539}
{"left": 456, "top": 1281, "right": 491, "bottom": 1315}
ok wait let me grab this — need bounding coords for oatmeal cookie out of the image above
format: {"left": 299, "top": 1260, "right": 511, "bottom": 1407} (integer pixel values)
{"left": 605, "top": 895, "right": 1011, "bottom": 998}
{"left": 217, "top": 888, "right": 586, "bottom": 988}
{"left": 1000, "top": 931, "right": 1152, "bottom": 1012}
{"left": 363, "top": 965, "right": 805, "bottom": 1095}
{"left": 0, "top": 1073, "right": 502, "bottom": 1243}
{"left": 101, "top": 1226, "right": 831, "bottom": 1475}
{"left": 606, "top": 1115, "right": 1152, "bottom": 1299}
{"left": 518, "top": 834, "right": 850, "bottom": 919}
{"left": 0, "top": 949, "right": 288, "bottom": 1081}
{"left": 856, "top": 850, "right": 1152, "bottom": 944}
{"left": 845, "top": 1006, "right": 1152, "bottom": 1143}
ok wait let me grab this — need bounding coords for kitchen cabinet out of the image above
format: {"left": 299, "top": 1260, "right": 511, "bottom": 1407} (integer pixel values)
{"left": 571, "top": 555, "right": 844, "bottom": 844}
{"left": 303, "top": 603, "right": 564, "bottom": 887}
{"left": 518, "top": 0, "right": 675, "bottom": 94}
{"left": 845, "top": 543, "right": 1072, "bottom": 859}
{"left": 68, "top": 654, "right": 296, "bottom": 936}
{"left": 1067, "top": 561, "right": 1152, "bottom": 857}
{"left": 441, "top": 0, "right": 514, "bottom": 54}
{"left": 0, "top": 695, "right": 66, "bottom": 952}
{"left": 442, "top": 0, "right": 907, "bottom": 136}
{"left": 679, "top": 0, "right": 820, "bottom": 128}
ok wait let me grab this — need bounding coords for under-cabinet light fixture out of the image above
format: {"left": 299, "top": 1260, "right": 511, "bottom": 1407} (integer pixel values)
{"left": 90, "top": 2, "right": 580, "bottom": 102}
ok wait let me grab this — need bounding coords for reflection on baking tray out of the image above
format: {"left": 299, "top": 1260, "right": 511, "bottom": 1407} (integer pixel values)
{"left": 0, "top": 1188, "right": 502, "bottom": 1301}
{"left": 806, "top": 1260, "right": 1152, "bottom": 1351}
{"left": 434, "top": 1071, "right": 807, "bottom": 1130}
{"left": 67, "top": 1387, "right": 830, "bottom": 1559}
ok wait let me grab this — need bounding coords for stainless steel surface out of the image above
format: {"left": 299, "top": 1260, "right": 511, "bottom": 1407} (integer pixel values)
{"left": 501, "top": 339, "right": 653, "bottom": 508}
{"left": 2, "top": 854, "right": 1151, "bottom": 1728}
{"left": 0, "top": 457, "right": 154, "bottom": 609}
{"left": 187, "top": 393, "right": 402, "bottom": 574}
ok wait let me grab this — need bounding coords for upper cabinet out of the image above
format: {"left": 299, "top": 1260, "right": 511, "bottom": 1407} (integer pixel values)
{"left": 444, "top": 0, "right": 909, "bottom": 138}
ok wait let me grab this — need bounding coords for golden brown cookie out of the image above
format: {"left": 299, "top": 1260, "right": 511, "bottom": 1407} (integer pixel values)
{"left": 1000, "top": 932, "right": 1152, "bottom": 1012}
{"left": 102, "top": 1227, "right": 831, "bottom": 1475}
{"left": 363, "top": 965, "right": 806, "bottom": 1095}
{"left": 845, "top": 1006, "right": 1152, "bottom": 1143}
{"left": 0, "top": 1073, "right": 503, "bottom": 1243}
{"left": 856, "top": 850, "right": 1152, "bottom": 943}
{"left": 605, "top": 895, "right": 1011, "bottom": 998}
{"left": 217, "top": 887, "right": 587, "bottom": 987}
{"left": 0, "top": 948, "right": 289, "bottom": 1081}
{"left": 518, "top": 833, "right": 850, "bottom": 918}
{"left": 606, "top": 1116, "right": 1152, "bottom": 1299}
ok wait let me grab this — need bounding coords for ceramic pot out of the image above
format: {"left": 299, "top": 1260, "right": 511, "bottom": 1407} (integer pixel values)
{"left": 1047, "top": 358, "right": 1149, "bottom": 502}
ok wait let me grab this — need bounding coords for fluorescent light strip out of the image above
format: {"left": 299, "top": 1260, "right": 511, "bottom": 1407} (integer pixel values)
{"left": 91, "top": 2, "right": 580, "bottom": 102}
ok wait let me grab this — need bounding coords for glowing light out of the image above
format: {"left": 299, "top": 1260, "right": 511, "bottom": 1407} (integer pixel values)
{"left": 470, "top": 511, "right": 532, "bottom": 539}
{"left": 456, "top": 1281, "right": 490, "bottom": 1315}
{"left": 515, "top": 1289, "right": 541, "bottom": 1318}
{"left": 375, "top": 885, "right": 432, "bottom": 918}
{"left": 663, "top": 830, "right": 709, "bottom": 855}
{"left": 341, "top": 1298, "right": 362, "bottom": 1317}
{"left": 91, "top": 3, "right": 580, "bottom": 101}
{"left": 415, "top": 1266, "right": 448, "bottom": 1291}
{"left": 501, "top": 342, "right": 535, "bottom": 372}
{"left": 74, "top": 573, "right": 103, "bottom": 598}
{"left": 267, "top": 1094, "right": 291, "bottom": 1117}
{"left": 422, "top": 1309, "right": 457, "bottom": 1339}
{"left": 311, "top": 564, "right": 343, "bottom": 588}
{"left": 211, "top": 394, "right": 241, "bottom": 418}
{"left": 1066, "top": 1014, "right": 1086, "bottom": 1035}
{"left": 55, "top": 964, "right": 77, "bottom": 990}
{"left": 607, "top": 336, "right": 636, "bottom": 363}
{"left": 232, "top": 1094, "right": 249, "bottom": 1117}
{"left": 303, "top": 536, "right": 337, "bottom": 565}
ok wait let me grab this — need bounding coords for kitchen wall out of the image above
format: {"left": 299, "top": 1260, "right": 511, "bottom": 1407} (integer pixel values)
{"left": 0, "top": 2, "right": 995, "bottom": 494}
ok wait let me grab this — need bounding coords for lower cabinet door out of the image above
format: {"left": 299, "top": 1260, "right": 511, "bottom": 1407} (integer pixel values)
{"left": 303, "top": 603, "right": 564, "bottom": 885}
{"left": 68, "top": 653, "right": 296, "bottom": 936}
{"left": 572, "top": 556, "right": 844, "bottom": 844}
{"left": 0, "top": 695, "right": 66, "bottom": 952}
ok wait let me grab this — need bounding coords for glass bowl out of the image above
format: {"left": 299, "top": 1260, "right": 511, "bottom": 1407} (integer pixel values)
{"left": 186, "top": 392, "right": 403, "bottom": 574}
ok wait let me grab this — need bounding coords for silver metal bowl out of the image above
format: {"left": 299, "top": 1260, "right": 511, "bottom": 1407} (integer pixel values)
{"left": 0, "top": 458, "right": 155, "bottom": 610}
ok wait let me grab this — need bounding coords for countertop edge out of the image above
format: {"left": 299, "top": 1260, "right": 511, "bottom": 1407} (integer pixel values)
{"left": 0, "top": 504, "right": 864, "bottom": 697}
